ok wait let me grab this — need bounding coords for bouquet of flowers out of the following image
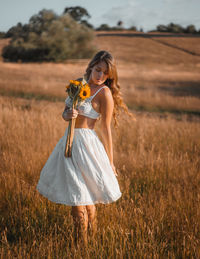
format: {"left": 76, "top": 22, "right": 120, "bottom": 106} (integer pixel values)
{"left": 65, "top": 78, "right": 90, "bottom": 157}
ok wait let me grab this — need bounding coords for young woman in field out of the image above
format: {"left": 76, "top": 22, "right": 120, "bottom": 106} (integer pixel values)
{"left": 36, "top": 50, "right": 132, "bottom": 246}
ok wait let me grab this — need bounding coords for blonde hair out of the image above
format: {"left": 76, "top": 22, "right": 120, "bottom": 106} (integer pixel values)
{"left": 85, "top": 50, "right": 134, "bottom": 126}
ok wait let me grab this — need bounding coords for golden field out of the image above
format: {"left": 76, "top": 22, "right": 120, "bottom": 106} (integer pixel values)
{"left": 0, "top": 33, "right": 200, "bottom": 258}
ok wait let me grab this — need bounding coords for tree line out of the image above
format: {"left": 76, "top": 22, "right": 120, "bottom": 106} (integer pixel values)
{"left": 0, "top": 6, "right": 199, "bottom": 62}
{"left": 96, "top": 22, "right": 200, "bottom": 34}
{"left": 1, "top": 7, "right": 96, "bottom": 62}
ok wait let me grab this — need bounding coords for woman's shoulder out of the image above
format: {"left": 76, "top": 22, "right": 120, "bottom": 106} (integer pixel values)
{"left": 100, "top": 84, "right": 112, "bottom": 96}
{"left": 99, "top": 85, "right": 113, "bottom": 103}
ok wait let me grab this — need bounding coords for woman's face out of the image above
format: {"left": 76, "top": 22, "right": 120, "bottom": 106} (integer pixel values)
{"left": 89, "top": 61, "right": 109, "bottom": 86}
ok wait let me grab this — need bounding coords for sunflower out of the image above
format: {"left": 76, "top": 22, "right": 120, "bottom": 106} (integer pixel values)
{"left": 70, "top": 80, "right": 80, "bottom": 86}
{"left": 79, "top": 84, "right": 90, "bottom": 100}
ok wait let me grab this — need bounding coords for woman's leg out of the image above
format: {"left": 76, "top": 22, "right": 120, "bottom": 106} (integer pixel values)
{"left": 86, "top": 205, "right": 97, "bottom": 237}
{"left": 71, "top": 205, "right": 88, "bottom": 246}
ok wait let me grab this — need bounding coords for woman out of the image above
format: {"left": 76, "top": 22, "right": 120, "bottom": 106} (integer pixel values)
{"left": 36, "top": 50, "right": 132, "bottom": 246}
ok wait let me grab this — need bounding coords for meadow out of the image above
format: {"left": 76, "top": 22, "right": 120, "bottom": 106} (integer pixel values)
{"left": 0, "top": 33, "right": 200, "bottom": 258}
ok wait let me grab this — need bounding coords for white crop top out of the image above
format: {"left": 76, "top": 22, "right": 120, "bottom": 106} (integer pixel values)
{"left": 65, "top": 86, "right": 107, "bottom": 119}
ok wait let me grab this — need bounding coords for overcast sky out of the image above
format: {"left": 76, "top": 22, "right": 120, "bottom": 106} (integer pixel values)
{"left": 0, "top": 0, "right": 200, "bottom": 32}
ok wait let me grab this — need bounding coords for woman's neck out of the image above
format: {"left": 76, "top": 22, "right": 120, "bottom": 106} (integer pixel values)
{"left": 88, "top": 81, "right": 104, "bottom": 89}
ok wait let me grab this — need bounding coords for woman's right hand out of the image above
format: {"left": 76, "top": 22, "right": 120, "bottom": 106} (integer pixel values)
{"left": 62, "top": 107, "right": 78, "bottom": 121}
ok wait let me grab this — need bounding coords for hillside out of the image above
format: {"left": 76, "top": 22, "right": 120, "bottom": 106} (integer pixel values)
{"left": 95, "top": 32, "right": 200, "bottom": 66}
{"left": 0, "top": 33, "right": 199, "bottom": 116}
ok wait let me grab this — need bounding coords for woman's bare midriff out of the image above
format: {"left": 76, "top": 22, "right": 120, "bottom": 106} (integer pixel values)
{"left": 74, "top": 115, "right": 97, "bottom": 129}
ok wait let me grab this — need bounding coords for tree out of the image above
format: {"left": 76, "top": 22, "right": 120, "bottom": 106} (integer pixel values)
{"left": 167, "top": 23, "right": 184, "bottom": 33}
{"left": 185, "top": 24, "right": 197, "bottom": 34}
{"left": 156, "top": 24, "right": 168, "bottom": 32}
{"left": 128, "top": 26, "right": 137, "bottom": 31}
{"left": 63, "top": 6, "right": 90, "bottom": 21}
{"left": 2, "top": 9, "right": 96, "bottom": 62}
{"left": 117, "top": 21, "right": 123, "bottom": 27}
{"left": 96, "top": 24, "right": 111, "bottom": 31}
{"left": 63, "top": 6, "right": 93, "bottom": 28}
{"left": 152, "top": 23, "right": 200, "bottom": 34}
{"left": 28, "top": 9, "right": 58, "bottom": 35}
{"left": 81, "top": 20, "right": 94, "bottom": 29}
{"left": 5, "top": 22, "right": 24, "bottom": 38}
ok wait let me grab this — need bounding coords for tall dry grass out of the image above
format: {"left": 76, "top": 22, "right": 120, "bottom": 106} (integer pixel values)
{"left": 0, "top": 96, "right": 199, "bottom": 258}
{"left": 0, "top": 61, "right": 200, "bottom": 117}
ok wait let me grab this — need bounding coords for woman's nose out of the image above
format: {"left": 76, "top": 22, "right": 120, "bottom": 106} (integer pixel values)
{"left": 99, "top": 71, "right": 103, "bottom": 78}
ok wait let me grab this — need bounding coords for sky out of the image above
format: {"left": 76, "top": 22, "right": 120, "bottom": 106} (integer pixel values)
{"left": 0, "top": 0, "right": 200, "bottom": 32}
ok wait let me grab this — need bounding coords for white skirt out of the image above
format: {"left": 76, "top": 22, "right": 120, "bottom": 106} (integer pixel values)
{"left": 36, "top": 127, "right": 122, "bottom": 206}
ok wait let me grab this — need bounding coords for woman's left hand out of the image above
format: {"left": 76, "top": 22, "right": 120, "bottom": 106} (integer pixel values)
{"left": 111, "top": 163, "right": 118, "bottom": 177}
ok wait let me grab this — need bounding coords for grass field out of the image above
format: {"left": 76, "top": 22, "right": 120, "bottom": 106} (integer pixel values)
{"left": 0, "top": 33, "right": 200, "bottom": 258}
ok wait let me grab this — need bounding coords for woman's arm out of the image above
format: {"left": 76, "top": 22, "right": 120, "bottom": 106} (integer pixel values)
{"left": 99, "top": 88, "right": 117, "bottom": 175}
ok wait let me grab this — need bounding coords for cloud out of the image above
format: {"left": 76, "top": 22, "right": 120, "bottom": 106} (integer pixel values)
{"left": 101, "top": 0, "right": 200, "bottom": 31}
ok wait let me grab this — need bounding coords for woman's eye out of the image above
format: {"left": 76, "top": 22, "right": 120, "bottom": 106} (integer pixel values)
{"left": 95, "top": 68, "right": 108, "bottom": 75}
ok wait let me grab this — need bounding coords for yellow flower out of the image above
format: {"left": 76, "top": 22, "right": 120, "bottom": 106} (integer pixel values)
{"left": 66, "top": 84, "right": 70, "bottom": 89}
{"left": 79, "top": 84, "right": 90, "bottom": 100}
{"left": 75, "top": 81, "right": 81, "bottom": 86}
{"left": 70, "top": 80, "right": 80, "bottom": 86}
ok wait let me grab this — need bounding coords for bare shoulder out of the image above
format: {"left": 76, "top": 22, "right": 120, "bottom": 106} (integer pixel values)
{"left": 100, "top": 86, "right": 113, "bottom": 100}
{"left": 99, "top": 86, "right": 114, "bottom": 111}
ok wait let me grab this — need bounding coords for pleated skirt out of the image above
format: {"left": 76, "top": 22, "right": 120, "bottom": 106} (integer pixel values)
{"left": 36, "top": 127, "right": 122, "bottom": 206}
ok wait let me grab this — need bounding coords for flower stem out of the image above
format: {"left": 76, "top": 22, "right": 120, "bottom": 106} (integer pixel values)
{"left": 64, "top": 99, "right": 78, "bottom": 157}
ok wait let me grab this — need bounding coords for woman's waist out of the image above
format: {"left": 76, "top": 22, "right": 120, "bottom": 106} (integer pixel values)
{"left": 74, "top": 117, "right": 96, "bottom": 130}
{"left": 74, "top": 126, "right": 95, "bottom": 131}
{"left": 65, "top": 125, "right": 97, "bottom": 138}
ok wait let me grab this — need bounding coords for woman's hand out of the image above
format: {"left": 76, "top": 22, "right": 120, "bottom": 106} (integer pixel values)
{"left": 62, "top": 107, "right": 78, "bottom": 121}
{"left": 111, "top": 163, "right": 118, "bottom": 177}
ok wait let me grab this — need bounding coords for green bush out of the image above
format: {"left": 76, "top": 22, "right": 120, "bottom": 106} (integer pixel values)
{"left": 2, "top": 9, "right": 96, "bottom": 62}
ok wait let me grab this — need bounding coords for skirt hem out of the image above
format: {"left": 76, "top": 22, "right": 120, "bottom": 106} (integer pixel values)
{"left": 37, "top": 186, "right": 122, "bottom": 206}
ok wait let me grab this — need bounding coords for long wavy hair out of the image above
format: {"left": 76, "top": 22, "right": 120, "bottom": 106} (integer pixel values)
{"left": 84, "top": 50, "right": 134, "bottom": 126}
